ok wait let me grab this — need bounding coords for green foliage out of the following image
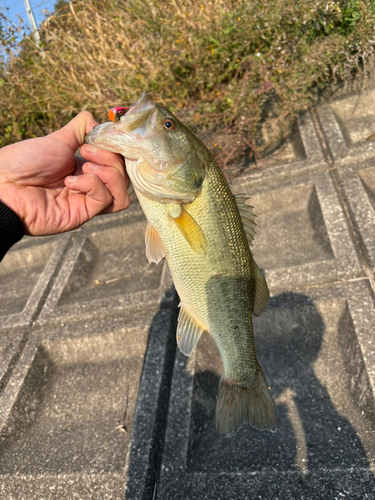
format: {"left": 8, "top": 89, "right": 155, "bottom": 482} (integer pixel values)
{"left": 0, "top": 0, "right": 374, "bottom": 170}
{"left": 52, "top": 0, "right": 70, "bottom": 16}
{"left": 0, "top": 13, "right": 18, "bottom": 56}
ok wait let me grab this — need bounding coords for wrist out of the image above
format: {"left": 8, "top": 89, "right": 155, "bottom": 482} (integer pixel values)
{"left": 0, "top": 201, "right": 25, "bottom": 261}
{"left": 0, "top": 180, "right": 26, "bottom": 226}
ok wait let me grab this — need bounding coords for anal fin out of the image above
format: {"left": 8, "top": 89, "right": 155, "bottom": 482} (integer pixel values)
{"left": 177, "top": 306, "right": 205, "bottom": 356}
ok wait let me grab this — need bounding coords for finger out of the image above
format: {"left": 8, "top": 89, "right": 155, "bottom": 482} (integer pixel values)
{"left": 65, "top": 172, "right": 113, "bottom": 221}
{"left": 79, "top": 144, "right": 130, "bottom": 187}
{"left": 50, "top": 111, "right": 99, "bottom": 153}
{"left": 74, "top": 155, "right": 130, "bottom": 190}
{"left": 82, "top": 162, "right": 130, "bottom": 213}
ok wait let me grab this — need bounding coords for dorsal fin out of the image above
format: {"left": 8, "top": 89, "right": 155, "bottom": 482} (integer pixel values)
{"left": 235, "top": 194, "right": 257, "bottom": 246}
{"left": 235, "top": 194, "right": 269, "bottom": 315}
{"left": 251, "top": 256, "right": 270, "bottom": 316}
{"left": 177, "top": 305, "right": 205, "bottom": 356}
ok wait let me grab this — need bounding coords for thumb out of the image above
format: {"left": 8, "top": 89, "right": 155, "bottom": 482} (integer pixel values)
{"left": 50, "top": 111, "right": 99, "bottom": 152}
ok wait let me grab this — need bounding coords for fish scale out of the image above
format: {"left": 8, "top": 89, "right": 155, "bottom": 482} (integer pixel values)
{"left": 85, "top": 93, "right": 276, "bottom": 436}
{"left": 134, "top": 159, "right": 270, "bottom": 429}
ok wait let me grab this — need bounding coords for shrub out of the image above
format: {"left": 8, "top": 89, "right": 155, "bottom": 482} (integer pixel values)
{"left": 1, "top": 0, "right": 375, "bottom": 173}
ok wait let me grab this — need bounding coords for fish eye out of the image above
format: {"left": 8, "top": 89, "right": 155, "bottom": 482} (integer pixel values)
{"left": 162, "top": 118, "right": 176, "bottom": 131}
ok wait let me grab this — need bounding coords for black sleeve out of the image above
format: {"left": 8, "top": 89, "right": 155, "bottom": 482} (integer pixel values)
{"left": 0, "top": 201, "right": 25, "bottom": 261}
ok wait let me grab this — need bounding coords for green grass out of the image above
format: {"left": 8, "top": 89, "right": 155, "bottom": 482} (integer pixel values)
{"left": 1, "top": 0, "right": 375, "bottom": 173}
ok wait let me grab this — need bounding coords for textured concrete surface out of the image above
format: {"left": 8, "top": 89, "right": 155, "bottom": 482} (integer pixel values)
{"left": 2, "top": 86, "right": 375, "bottom": 499}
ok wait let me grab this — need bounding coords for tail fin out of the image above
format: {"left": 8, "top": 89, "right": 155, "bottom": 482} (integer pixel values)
{"left": 215, "top": 368, "right": 276, "bottom": 437}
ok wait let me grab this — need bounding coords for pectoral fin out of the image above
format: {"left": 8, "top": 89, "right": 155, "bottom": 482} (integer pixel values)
{"left": 172, "top": 207, "right": 208, "bottom": 255}
{"left": 177, "top": 306, "right": 205, "bottom": 356}
{"left": 145, "top": 222, "right": 166, "bottom": 264}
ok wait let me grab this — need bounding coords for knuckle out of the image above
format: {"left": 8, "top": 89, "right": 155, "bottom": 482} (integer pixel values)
{"left": 119, "top": 194, "right": 131, "bottom": 211}
{"left": 105, "top": 190, "right": 113, "bottom": 205}
{"left": 106, "top": 156, "right": 125, "bottom": 173}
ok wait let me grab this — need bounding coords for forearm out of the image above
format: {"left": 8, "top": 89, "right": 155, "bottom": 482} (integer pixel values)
{"left": 0, "top": 201, "right": 24, "bottom": 261}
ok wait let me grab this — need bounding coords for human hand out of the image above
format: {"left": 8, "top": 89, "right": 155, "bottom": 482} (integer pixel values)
{"left": 0, "top": 111, "right": 130, "bottom": 236}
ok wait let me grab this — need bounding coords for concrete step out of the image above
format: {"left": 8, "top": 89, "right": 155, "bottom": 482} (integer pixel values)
{"left": 2, "top": 86, "right": 375, "bottom": 499}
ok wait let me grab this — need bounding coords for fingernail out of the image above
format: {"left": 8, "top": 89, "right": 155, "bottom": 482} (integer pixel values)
{"left": 87, "top": 162, "right": 99, "bottom": 171}
{"left": 84, "top": 144, "right": 99, "bottom": 153}
{"left": 67, "top": 176, "right": 78, "bottom": 183}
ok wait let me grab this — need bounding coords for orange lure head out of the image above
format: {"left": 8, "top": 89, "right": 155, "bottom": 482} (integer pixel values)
{"left": 108, "top": 106, "right": 130, "bottom": 122}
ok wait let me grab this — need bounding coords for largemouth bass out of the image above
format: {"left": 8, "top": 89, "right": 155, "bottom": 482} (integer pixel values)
{"left": 85, "top": 94, "right": 276, "bottom": 436}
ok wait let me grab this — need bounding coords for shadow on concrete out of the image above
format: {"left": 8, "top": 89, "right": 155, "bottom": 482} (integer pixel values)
{"left": 187, "top": 291, "right": 375, "bottom": 488}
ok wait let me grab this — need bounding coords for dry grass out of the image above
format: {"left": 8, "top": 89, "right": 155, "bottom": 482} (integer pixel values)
{"left": 1, "top": 0, "right": 375, "bottom": 174}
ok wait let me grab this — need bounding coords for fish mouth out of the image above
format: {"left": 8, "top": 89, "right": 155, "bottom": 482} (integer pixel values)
{"left": 85, "top": 120, "right": 139, "bottom": 159}
{"left": 85, "top": 93, "right": 157, "bottom": 159}
{"left": 126, "top": 93, "right": 155, "bottom": 117}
